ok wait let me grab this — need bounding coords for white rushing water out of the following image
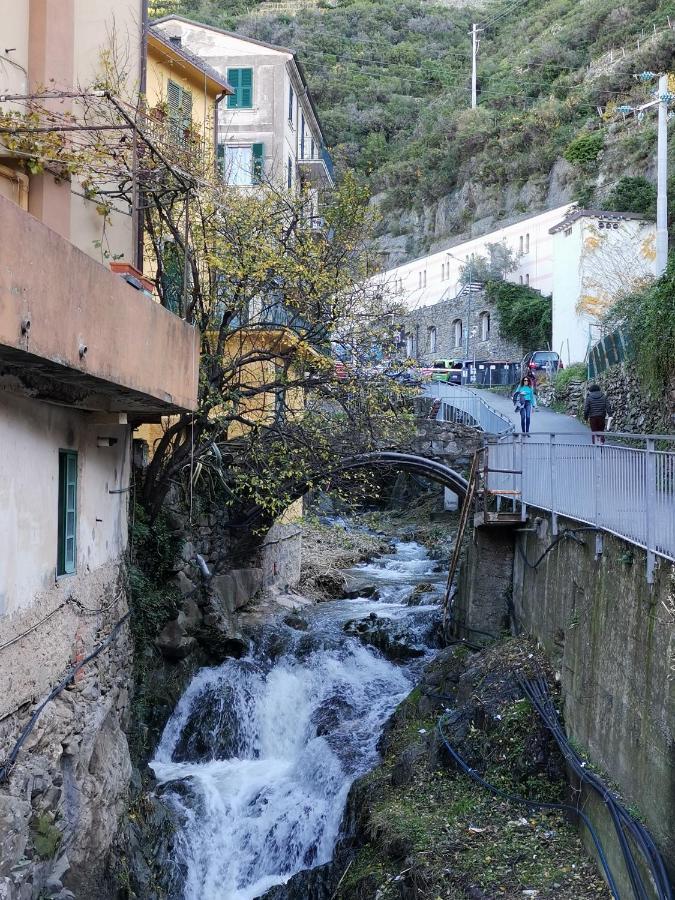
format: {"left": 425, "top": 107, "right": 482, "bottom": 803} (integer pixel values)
{"left": 151, "top": 540, "right": 443, "bottom": 900}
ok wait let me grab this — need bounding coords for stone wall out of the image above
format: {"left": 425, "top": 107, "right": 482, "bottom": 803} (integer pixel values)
{"left": 551, "top": 363, "right": 674, "bottom": 434}
{"left": 0, "top": 583, "right": 132, "bottom": 900}
{"left": 456, "top": 516, "right": 675, "bottom": 887}
{"left": 402, "top": 287, "right": 523, "bottom": 364}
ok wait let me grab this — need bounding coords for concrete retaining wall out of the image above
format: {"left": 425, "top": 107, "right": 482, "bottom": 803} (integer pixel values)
{"left": 456, "top": 515, "right": 675, "bottom": 887}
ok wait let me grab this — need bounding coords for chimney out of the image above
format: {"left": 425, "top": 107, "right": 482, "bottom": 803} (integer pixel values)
{"left": 169, "top": 35, "right": 182, "bottom": 47}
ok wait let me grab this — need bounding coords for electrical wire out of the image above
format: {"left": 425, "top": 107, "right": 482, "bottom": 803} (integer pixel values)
{"left": 520, "top": 677, "right": 673, "bottom": 900}
{"left": 436, "top": 711, "right": 621, "bottom": 899}
{"left": 0, "top": 612, "right": 130, "bottom": 784}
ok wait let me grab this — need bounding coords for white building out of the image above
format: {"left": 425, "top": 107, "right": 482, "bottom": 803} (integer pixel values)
{"left": 549, "top": 208, "right": 657, "bottom": 365}
{"left": 152, "top": 15, "right": 334, "bottom": 200}
{"left": 376, "top": 205, "right": 573, "bottom": 312}
{"left": 377, "top": 204, "right": 657, "bottom": 366}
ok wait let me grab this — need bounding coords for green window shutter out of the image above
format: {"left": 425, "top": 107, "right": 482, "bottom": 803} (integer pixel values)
{"left": 227, "top": 68, "right": 241, "bottom": 108}
{"left": 252, "top": 143, "right": 264, "bottom": 183}
{"left": 240, "top": 68, "right": 253, "bottom": 108}
{"left": 217, "top": 142, "right": 225, "bottom": 179}
{"left": 227, "top": 68, "right": 253, "bottom": 109}
{"left": 57, "top": 450, "right": 78, "bottom": 576}
{"left": 181, "top": 88, "right": 193, "bottom": 131}
{"left": 167, "top": 79, "right": 181, "bottom": 121}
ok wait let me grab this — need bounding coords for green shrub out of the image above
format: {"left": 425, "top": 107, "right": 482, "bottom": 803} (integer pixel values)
{"left": 554, "top": 363, "right": 587, "bottom": 399}
{"left": 609, "top": 253, "right": 675, "bottom": 393}
{"left": 606, "top": 176, "right": 656, "bottom": 217}
{"left": 485, "top": 280, "right": 552, "bottom": 351}
{"left": 563, "top": 131, "right": 604, "bottom": 168}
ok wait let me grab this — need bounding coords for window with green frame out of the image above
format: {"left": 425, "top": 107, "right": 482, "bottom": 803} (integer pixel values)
{"left": 57, "top": 450, "right": 78, "bottom": 575}
{"left": 227, "top": 68, "right": 253, "bottom": 109}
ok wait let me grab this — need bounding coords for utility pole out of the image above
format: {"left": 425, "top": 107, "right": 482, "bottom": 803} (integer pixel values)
{"left": 470, "top": 24, "right": 482, "bottom": 109}
{"left": 656, "top": 73, "right": 668, "bottom": 274}
{"left": 617, "top": 72, "right": 672, "bottom": 275}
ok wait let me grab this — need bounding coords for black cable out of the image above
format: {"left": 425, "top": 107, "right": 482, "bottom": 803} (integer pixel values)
{"left": 0, "top": 613, "right": 130, "bottom": 784}
{"left": 436, "top": 713, "right": 621, "bottom": 899}
{"left": 516, "top": 526, "right": 598, "bottom": 570}
{"left": 520, "top": 678, "right": 673, "bottom": 900}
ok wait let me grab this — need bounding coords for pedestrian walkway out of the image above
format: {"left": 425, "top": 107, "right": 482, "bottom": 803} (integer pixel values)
{"left": 424, "top": 381, "right": 675, "bottom": 580}
{"left": 477, "top": 388, "right": 589, "bottom": 437}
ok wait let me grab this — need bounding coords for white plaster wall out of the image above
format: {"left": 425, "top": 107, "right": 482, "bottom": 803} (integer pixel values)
{"left": 0, "top": 393, "right": 129, "bottom": 618}
{"left": 0, "top": 1, "right": 29, "bottom": 99}
{"left": 551, "top": 222, "right": 586, "bottom": 364}
{"left": 374, "top": 204, "right": 573, "bottom": 311}
{"left": 69, "top": 0, "right": 142, "bottom": 265}
{"left": 552, "top": 216, "right": 657, "bottom": 365}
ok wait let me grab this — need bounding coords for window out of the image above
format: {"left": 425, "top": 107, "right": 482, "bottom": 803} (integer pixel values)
{"left": 441, "top": 262, "right": 445, "bottom": 280}
{"left": 519, "top": 275, "right": 523, "bottom": 285}
{"left": 453, "top": 318, "right": 463, "bottom": 348}
{"left": 287, "top": 155, "right": 293, "bottom": 189}
{"left": 288, "top": 83, "right": 294, "bottom": 123}
{"left": 300, "top": 113, "right": 306, "bottom": 158}
{"left": 218, "top": 143, "right": 264, "bottom": 186}
{"left": 564, "top": 226, "right": 572, "bottom": 237}
{"left": 525, "top": 233, "right": 530, "bottom": 253}
{"left": 428, "top": 326, "right": 437, "bottom": 354}
{"left": 519, "top": 235, "right": 524, "bottom": 253}
{"left": 418, "top": 272, "right": 422, "bottom": 289}
{"left": 525, "top": 273, "right": 530, "bottom": 286}
{"left": 423, "top": 270, "right": 427, "bottom": 287}
{"left": 479, "top": 311, "right": 490, "bottom": 341}
{"left": 57, "top": 450, "right": 77, "bottom": 576}
{"left": 227, "top": 68, "right": 253, "bottom": 109}
{"left": 405, "top": 332, "right": 416, "bottom": 358}
{"left": 167, "top": 79, "right": 192, "bottom": 142}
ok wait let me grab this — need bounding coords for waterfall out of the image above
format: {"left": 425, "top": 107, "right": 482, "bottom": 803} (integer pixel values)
{"left": 151, "top": 540, "right": 443, "bottom": 900}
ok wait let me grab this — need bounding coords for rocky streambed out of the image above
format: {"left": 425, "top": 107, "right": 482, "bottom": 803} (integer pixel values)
{"left": 147, "top": 539, "right": 446, "bottom": 900}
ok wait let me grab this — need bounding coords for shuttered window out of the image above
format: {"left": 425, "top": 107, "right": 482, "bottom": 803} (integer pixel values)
{"left": 227, "top": 68, "right": 253, "bottom": 109}
{"left": 167, "top": 79, "right": 193, "bottom": 142}
{"left": 252, "top": 143, "right": 264, "bottom": 183}
{"left": 57, "top": 450, "right": 78, "bottom": 576}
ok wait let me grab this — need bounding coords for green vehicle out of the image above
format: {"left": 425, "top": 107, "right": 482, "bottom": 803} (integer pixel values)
{"left": 429, "top": 359, "right": 464, "bottom": 384}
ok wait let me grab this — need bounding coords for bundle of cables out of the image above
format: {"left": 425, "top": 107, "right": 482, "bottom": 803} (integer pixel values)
{"left": 436, "top": 679, "right": 673, "bottom": 900}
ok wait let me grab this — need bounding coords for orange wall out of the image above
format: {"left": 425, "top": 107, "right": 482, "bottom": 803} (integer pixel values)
{"left": 0, "top": 195, "right": 199, "bottom": 413}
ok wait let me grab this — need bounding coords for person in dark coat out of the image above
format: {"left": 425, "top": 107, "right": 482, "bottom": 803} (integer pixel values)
{"left": 584, "top": 384, "right": 612, "bottom": 443}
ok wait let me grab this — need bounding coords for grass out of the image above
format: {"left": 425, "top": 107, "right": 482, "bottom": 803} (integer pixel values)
{"left": 335, "top": 641, "right": 611, "bottom": 899}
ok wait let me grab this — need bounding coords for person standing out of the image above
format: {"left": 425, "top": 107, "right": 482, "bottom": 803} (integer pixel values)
{"left": 584, "top": 384, "right": 612, "bottom": 443}
{"left": 513, "top": 375, "right": 537, "bottom": 433}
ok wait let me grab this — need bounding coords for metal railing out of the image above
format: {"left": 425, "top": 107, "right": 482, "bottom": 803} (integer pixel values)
{"left": 485, "top": 432, "right": 675, "bottom": 580}
{"left": 426, "top": 381, "right": 514, "bottom": 435}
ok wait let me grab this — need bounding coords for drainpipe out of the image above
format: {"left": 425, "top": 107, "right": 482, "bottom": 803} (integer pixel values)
{"left": 135, "top": 0, "right": 149, "bottom": 272}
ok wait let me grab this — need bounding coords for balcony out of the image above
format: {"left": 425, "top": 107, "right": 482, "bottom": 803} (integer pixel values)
{"left": 298, "top": 146, "right": 335, "bottom": 187}
{"left": 0, "top": 195, "right": 199, "bottom": 416}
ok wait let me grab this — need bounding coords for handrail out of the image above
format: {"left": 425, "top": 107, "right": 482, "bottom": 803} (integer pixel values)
{"left": 424, "top": 382, "right": 514, "bottom": 435}
{"left": 485, "top": 433, "right": 675, "bottom": 580}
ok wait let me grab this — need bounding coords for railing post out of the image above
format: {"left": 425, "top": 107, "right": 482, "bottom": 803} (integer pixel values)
{"left": 646, "top": 438, "right": 656, "bottom": 584}
{"left": 519, "top": 434, "right": 527, "bottom": 521}
{"left": 549, "top": 432, "right": 558, "bottom": 535}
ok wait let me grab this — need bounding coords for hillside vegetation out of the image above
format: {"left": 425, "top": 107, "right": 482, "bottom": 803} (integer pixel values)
{"left": 172, "top": 0, "right": 675, "bottom": 259}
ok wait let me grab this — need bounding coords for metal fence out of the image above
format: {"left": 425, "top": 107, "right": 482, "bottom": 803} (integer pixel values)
{"left": 485, "top": 433, "right": 675, "bottom": 579}
{"left": 426, "top": 382, "right": 514, "bottom": 435}
{"left": 587, "top": 328, "right": 631, "bottom": 379}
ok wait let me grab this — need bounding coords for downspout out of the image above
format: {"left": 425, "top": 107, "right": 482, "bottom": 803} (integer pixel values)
{"left": 135, "top": 0, "right": 149, "bottom": 272}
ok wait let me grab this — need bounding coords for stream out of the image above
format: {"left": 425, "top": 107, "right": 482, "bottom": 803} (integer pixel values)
{"left": 151, "top": 538, "right": 445, "bottom": 900}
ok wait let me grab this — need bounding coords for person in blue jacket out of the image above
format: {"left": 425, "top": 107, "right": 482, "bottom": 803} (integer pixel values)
{"left": 513, "top": 375, "right": 537, "bottom": 433}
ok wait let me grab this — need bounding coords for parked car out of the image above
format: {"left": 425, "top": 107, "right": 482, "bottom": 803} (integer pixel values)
{"left": 522, "top": 350, "right": 563, "bottom": 376}
{"left": 428, "top": 359, "right": 464, "bottom": 384}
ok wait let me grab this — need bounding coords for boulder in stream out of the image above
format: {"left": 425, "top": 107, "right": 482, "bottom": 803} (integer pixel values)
{"left": 343, "top": 614, "right": 425, "bottom": 661}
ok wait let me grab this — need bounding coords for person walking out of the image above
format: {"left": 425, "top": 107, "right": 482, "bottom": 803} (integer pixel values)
{"left": 513, "top": 375, "right": 537, "bottom": 434}
{"left": 584, "top": 384, "right": 612, "bottom": 443}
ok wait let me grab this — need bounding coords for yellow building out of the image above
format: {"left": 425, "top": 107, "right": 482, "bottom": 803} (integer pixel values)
{"left": 146, "top": 26, "right": 232, "bottom": 152}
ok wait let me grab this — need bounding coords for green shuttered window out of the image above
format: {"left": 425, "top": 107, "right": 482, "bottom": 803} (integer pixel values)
{"left": 57, "top": 450, "right": 78, "bottom": 576}
{"left": 227, "top": 68, "right": 253, "bottom": 109}
{"left": 167, "top": 78, "right": 193, "bottom": 142}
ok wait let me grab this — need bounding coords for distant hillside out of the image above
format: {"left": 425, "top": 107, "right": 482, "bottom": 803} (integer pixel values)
{"left": 175, "top": 0, "right": 675, "bottom": 262}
